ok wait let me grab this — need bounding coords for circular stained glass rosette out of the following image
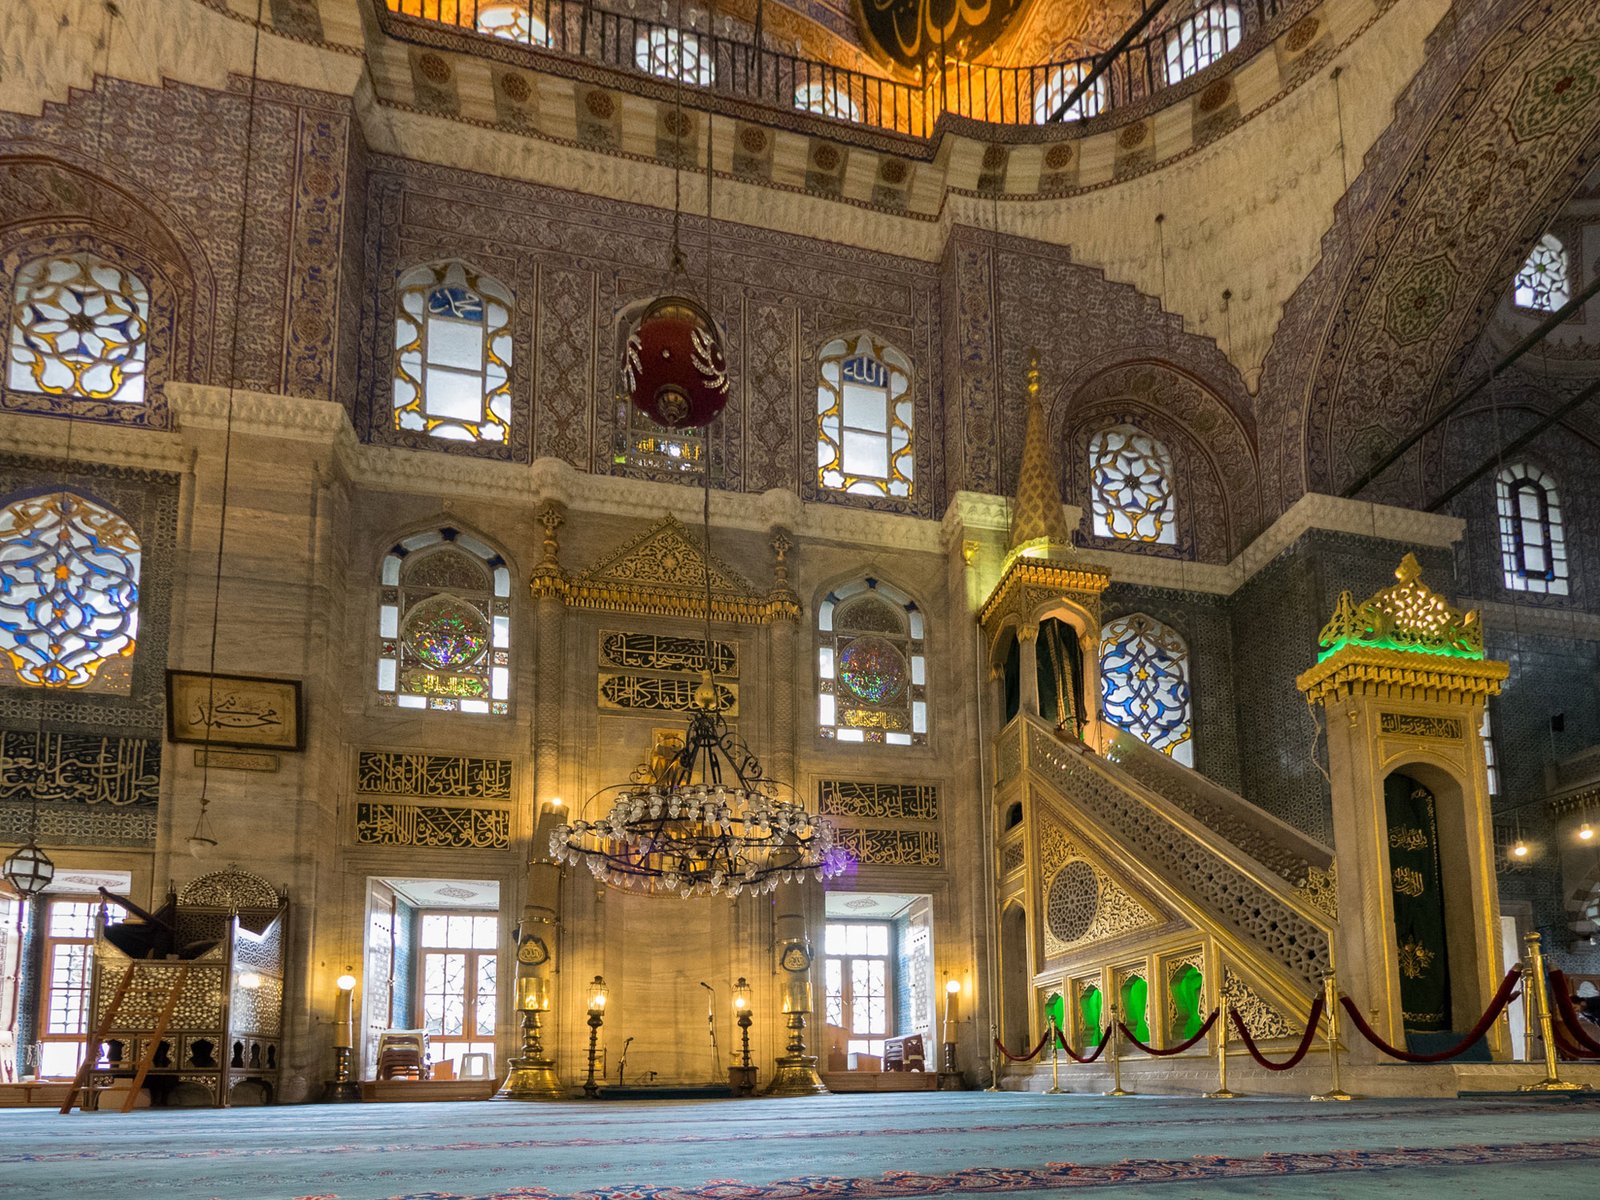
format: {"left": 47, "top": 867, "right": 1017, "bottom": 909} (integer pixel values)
{"left": 401, "top": 594, "right": 490, "bottom": 669}
{"left": 838, "top": 635, "right": 908, "bottom": 704}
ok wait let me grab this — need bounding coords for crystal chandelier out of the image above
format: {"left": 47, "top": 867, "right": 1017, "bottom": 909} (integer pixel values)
{"left": 552, "top": 677, "right": 841, "bottom": 898}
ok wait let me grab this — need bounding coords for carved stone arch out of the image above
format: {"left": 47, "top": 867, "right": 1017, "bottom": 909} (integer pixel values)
{"left": 1257, "top": 0, "right": 1600, "bottom": 511}
{"left": 373, "top": 517, "right": 518, "bottom": 584}
{"left": 1056, "top": 359, "right": 1260, "bottom": 561}
{"left": 0, "top": 155, "right": 212, "bottom": 428}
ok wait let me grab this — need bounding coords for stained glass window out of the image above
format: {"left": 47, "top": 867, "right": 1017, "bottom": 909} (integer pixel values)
{"left": 818, "top": 578, "right": 926, "bottom": 745}
{"left": 635, "top": 28, "right": 715, "bottom": 86}
{"left": 475, "top": 3, "right": 548, "bottom": 45}
{"left": 1495, "top": 463, "right": 1568, "bottom": 595}
{"left": 1099, "top": 612, "right": 1193, "bottom": 766}
{"left": 1032, "top": 64, "right": 1106, "bottom": 123}
{"left": 0, "top": 491, "right": 139, "bottom": 694}
{"left": 1513, "top": 234, "right": 1568, "bottom": 312}
{"left": 818, "top": 333, "right": 914, "bottom": 499}
{"left": 795, "top": 83, "right": 861, "bottom": 122}
{"left": 6, "top": 253, "right": 149, "bottom": 403}
{"left": 377, "top": 528, "right": 511, "bottom": 714}
{"left": 1088, "top": 424, "right": 1178, "bottom": 544}
{"left": 394, "top": 261, "right": 512, "bottom": 444}
{"left": 1163, "top": 2, "right": 1241, "bottom": 84}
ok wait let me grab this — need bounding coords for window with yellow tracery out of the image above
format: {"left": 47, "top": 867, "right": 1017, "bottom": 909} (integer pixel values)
{"left": 0, "top": 490, "right": 140, "bottom": 694}
{"left": 393, "top": 262, "right": 512, "bottom": 444}
{"left": 818, "top": 578, "right": 926, "bottom": 745}
{"left": 1088, "top": 424, "right": 1178, "bottom": 545}
{"left": 817, "top": 333, "right": 913, "bottom": 499}
{"left": 6, "top": 253, "right": 149, "bottom": 404}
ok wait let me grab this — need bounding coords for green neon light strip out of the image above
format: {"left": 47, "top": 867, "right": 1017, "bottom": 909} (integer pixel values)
{"left": 1317, "top": 636, "right": 1484, "bottom": 664}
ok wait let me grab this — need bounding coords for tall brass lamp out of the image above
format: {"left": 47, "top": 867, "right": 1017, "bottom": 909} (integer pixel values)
{"left": 497, "top": 975, "right": 565, "bottom": 1101}
{"left": 583, "top": 975, "right": 609, "bottom": 1099}
{"left": 326, "top": 972, "right": 361, "bottom": 1102}
{"left": 729, "top": 976, "right": 756, "bottom": 1095}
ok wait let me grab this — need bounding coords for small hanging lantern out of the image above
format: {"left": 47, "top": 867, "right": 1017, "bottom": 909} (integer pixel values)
{"left": 623, "top": 296, "right": 729, "bottom": 429}
{"left": 2, "top": 840, "right": 55, "bottom": 898}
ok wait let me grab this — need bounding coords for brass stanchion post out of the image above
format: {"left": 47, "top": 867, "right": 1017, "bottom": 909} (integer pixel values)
{"left": 1518, "top": 932, "right": 1592, "bottom": 1093}
{"left": 984, "top": 1022, "right": 1001, "bottom": 1092}
{"left": 1104, "top": 1003, "right": 1130, "bottom": 1097}
{"left": 1045, "top": 1018, "right": 1063, "bottom": 1094}
{"left": 1310, "top": 974, "right": 1353, "bottom": 1101}
{"left": 1202, "top": 997, "right": 1236, "bottom": 1099}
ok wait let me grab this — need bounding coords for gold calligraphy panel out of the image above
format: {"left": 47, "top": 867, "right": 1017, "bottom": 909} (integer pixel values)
{"left": 355, "top": 751, "right": 514, "bottom": 799}
{"left": 597, "top": 673, "right": 739, "bottom": 715}
{"left": 166, "top": 671, "right": 303, "bottom": 751}
{"left": 836, "top": 827, "right": 942, "bottom": 867}
{"left": 355, "top": 801, "right": 511, "bottom": 850}
{"left": 599, "top": 631, "right": 737, "bottom": 676}
{"left": 817, "top": 780, "right": 939, "bottom": 821}
{"left": 1380, "top": 712, "right": 1462, "bottom": 740}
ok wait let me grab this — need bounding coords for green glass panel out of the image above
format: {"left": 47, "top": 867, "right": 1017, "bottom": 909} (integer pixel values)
{"left": 1044, "top": 991, "right": 1064, "bottom": 1033}
{"left": 1170, "top": 964, "right": 1204, "bottom": 1040}
{"left": 1120, "top": 975, "right": 1150, "bottom": 1043}
{"left": 1079, "top": 985, "right": 1103, "bottom": 1043}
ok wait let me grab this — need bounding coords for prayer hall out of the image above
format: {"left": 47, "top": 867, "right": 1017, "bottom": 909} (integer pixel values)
{"left": 3, "top": 0, "right": 1600, "bottom": 1196}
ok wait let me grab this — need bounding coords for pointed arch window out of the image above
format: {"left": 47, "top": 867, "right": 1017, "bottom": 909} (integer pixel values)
{"left": 635, "top": 28, "right": 715, "bottom": 86}
{"left": 818, "top": 579, "right": 926, "bottom": 745}
{"left": 1163, "top": 2, "right": 1242, "bottom": 84}
{"left": 394, "top": 261, "right": 513, "bottom": 444}
{"left": 7, "top": 253, "right": 149, "bottom": 404}
{"left": 1513, "top": 234, "right": 1569, "bottom": 312}
{"left": 1032, "top": 63, "right": 1106, "bottom": 123}
{"left": 1088, "top": 424, "right": 1177, "bottom": 544}
{"left": 378, "top": 529, "right": 511, "bottom": 714}
{"left": 0, "top": 491, "right": 140, "bottom": 694}
{"left": 1099, "top": 613, "right": 1192, "bottom": 765}
{"left": 1495, "top": 464, "right": 1568, "bottom": 595}
{"left": 818, "top": 333, "right": 914, "bottom": 498}
{"left": 475, "top": 3, "right": 549, "bottom": 45}
{"left": 795, "top": 83, "right": 861, "bottom": 122}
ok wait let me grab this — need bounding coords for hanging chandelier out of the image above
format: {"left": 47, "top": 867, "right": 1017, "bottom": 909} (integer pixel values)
{"left": 552, "top": 676, "right": 842, "bottom": 898}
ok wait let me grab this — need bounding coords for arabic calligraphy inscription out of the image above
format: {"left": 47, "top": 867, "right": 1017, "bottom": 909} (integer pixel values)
{"left": 166, "top": 671, "right": 303, "bottom": 751}
{"left": 355, "top": 751, "right": 514, "bottom": 800}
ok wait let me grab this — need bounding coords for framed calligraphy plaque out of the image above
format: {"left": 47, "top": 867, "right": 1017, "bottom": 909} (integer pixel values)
{"left": 166, "top": 671, "right": 305, "bottom": 751}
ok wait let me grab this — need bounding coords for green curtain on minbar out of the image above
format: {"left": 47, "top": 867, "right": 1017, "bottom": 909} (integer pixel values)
{"left": 1120, "top": 976, "right": 1150, "bottom": 1043}
{"left": 1079, "top": 986, "right": 1103, "bottom": 1045}
{"left": 1045, "top": 992, "right": 1064, "bottom": 1036}
{"left": 1171, "top": 965, "right": 1204, "bottom": 1040}
{"left": 1384, "top": 773, "right": 1451, "bottom": 1033}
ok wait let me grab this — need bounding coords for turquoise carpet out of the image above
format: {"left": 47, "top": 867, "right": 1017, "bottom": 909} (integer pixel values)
{"left": 3, "top": 1092, "right": 1599, "bottom": 1200}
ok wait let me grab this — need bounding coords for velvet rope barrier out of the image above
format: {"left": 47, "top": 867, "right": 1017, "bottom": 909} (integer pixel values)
{"left": 1117, "top": 1008, "right": 1219, "bottom": 1057}
{"left": 1338, "top": 966, "right": 1521, "bottom": 1064}
{"left": 1549, "top": 1021, "right": 1600, "bottom": 1062}
{"left": 1053, "top": 1025, "right": 1113, "bottom": 1064}
{"left": 1548, "top": 970, "right": 1600, "bottom": 1057}
{"left": 992, "top": 1030, "right": 1052, "bottom": 1063}
{"left": 1228, "top": 993, "right": 1325, "bottom": 1071}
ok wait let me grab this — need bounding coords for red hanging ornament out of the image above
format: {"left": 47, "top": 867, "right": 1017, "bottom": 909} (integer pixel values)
{"left": 623, "top": 296, "right": 730, "bottom": 429}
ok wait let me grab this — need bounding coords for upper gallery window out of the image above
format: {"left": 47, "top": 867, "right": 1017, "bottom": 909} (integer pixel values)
{"left": 818, "top": 578, "right": 927, "bottom": 746}
{"left": 1032, "top": 63, "right": 1107, "bottom": 123}
{"left": 0, "top": 490, "right": 140, "bottom": 694}
{"left": 1480, "top": 708, "right": 1499, "bottom": 798}
{"left": 1495, "top": 463, "right": 1569, "bottom": 595}
{"left": 635, "top": 28, "right": 715, "bottom": 86}
{"left": 475, "top": 3, "right": 549, "bottom": 45}
{"left": 393, "top": 261, "right": 513, "bottom": 445}
{"left": 1513, "top": 234, "right": 1569, "bottom": 312}
{"left": 794, "top": 82, "right": 861, "bottom": 122}
{"left": 1163, "top": 3, "right": 1242, "bottom": 84}
{"left": 1088, "top": 424, "right": 1178, "bottom": 544}
{"left": 378, "top": 529, "right": 511, "bottom": 714}
{"left": 817, "top": 333, "right": 914, "bottom": 499}
{"left": 6, "top": 253, "right": 149, "bottom": 404}
{"left": 1099, "top": 612, "right": 1193, "bottom": 766}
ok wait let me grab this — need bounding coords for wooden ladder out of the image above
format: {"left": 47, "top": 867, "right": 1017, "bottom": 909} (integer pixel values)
{"left": 59, "top": 963, "right": 190, "bottom": 1114}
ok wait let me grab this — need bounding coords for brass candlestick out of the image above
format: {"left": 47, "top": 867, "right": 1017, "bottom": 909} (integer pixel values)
{"left": 497, "top": 976, "right": 565, "bottom": 1101}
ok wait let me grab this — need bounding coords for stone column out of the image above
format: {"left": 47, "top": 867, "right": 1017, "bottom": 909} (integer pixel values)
{"left": 1017, "top": 624, "right": 1041, "bottom": 717}
{"left": 766, "top": 530, "right": 799, "bottom": 785}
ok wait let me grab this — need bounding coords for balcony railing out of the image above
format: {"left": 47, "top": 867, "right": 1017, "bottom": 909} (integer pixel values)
{"left": 382, "top": 0, "right": 1288, "bottom": 140}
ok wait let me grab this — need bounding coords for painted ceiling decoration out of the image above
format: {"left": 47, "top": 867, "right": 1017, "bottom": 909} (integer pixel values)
{"left": 856, "top": 0, "right": 1034, "bottom": 71}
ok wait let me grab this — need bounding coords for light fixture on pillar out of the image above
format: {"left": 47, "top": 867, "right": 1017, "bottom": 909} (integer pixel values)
{"left": 326, "top": 970, "right": 361, "bottom": 1102}
{"left": 497, "top": 974, "right": 565, "bottom": 1101}
{"left": 942, "top": 977, "right": 962, "bottom": 1076}
{"left": 583, "top": 975, "right": 609, "bottom": 1099}
{"left": 729, "top": 976, "right": 756, "bottom": 1095}
{"left": 1579, "top": 820, "right": 1595, "bottom": 843}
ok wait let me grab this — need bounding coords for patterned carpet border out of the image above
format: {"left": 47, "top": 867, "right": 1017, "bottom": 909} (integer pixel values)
{"left": 294, "top": 1138, "right": 1600, "bottom": 1200}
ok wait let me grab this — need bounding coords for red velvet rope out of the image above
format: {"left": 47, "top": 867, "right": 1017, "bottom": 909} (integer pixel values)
{"left": 1548, "top": 970, "right": 1600, "bottom": 1057}
{"left": 1117, "top": 1008, "right": 1219, "bottom": 1057}
{"left": 1228, "top": 994, "right": 1325, "bottom": 1071}
{"left": 1338, "top": 966, "right": 1521, "bottom": 1064}
{"left": 993, "top": 1030, "right": 1052, "bottom": 1063}
{"left": 1549, "top": 1021, "right": 1600, "bottom": 1062}
{"left": 1053, "top": 1025, "right": 1113, "bottom": 1064}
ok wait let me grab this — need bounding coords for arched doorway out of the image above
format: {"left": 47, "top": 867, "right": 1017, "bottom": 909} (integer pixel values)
{"left": 999, "top": 903, "right": 1030, "bottom": 1056}
{"left": 1383, "top": 771, "right": 1456, "bottom": 1049}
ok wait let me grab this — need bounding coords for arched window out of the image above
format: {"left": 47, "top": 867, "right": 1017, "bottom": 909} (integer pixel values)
{"left": 1513, "top": 234, "right": 1569, "bottom": 312}
{"left": 1032, "top": 64, "right": 1106, "bottom": 123}
{"left": 818, "top": 579, "right": 926, "bottom": 745}
{"left": 817, "top": 333, "right": 914, "bottom": 498}
{"left": 475, "top": 3, "right": 548, "bottom": 45}
{"left": 794, "top": 83, "right": 860, "bottom": 122}
{"left": 635, "top": 28, "right": 715, "bottom": 86}
{"left": 1163, "top": 2, "right": 1241, "bottom": 84}
{"left": 1088, "top": 424, "right": 1177, "bottom": 544}
{"left": 1099, "top": 613, "right": 1192, "bottom": 765}
{"left": 0, "top": 491, "right": 140, "bottom": 694}
{"left": 1495, "top": 463, "right": 1569, "bottom": 595}
{"left": 377, "top": 529, "right": 511, "bottom": 714}
{"left": 7, "top": 253, "right": 150, "bottom": 404}
{"left": 393, "top": 261, "right": 513, "bottom": 444}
